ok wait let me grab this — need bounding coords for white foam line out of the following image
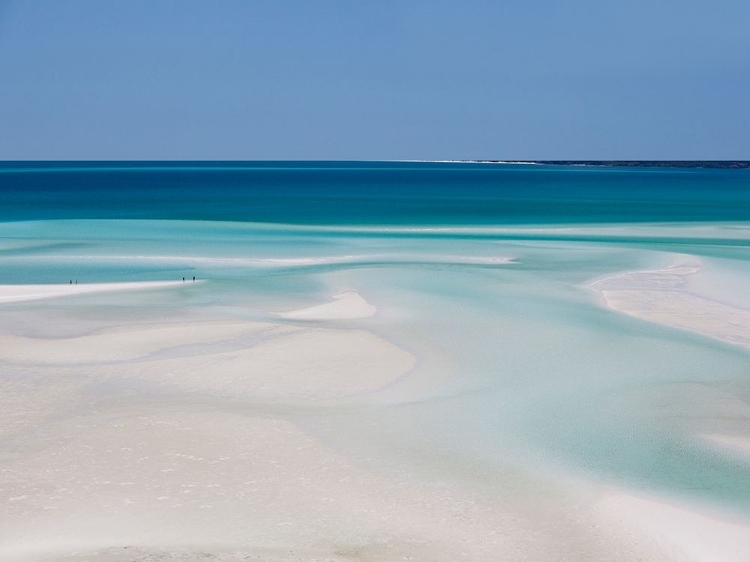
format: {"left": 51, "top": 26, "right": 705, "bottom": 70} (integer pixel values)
{"left": 11, "top": 254, "right": 516, "bottom": 267}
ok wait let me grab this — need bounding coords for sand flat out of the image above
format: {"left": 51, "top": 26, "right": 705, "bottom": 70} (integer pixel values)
{"left": 596, "top": 492, "right": 750, "bottom": 562}
{"left": 0, "top": 320, "right": 286, "bottom": 364}
{"left": 95, "top": 325, "right": 415, "bottom": 400}
{"left": 0, "top": 289, "right": 546, "bottom": 562}
{"left": 589, "top": 256, "right": 750, "bottom": 349}
{"left": 0, "top": 281, "right": 188, "bottom": 304}
{"left": 275, "top": 291, "right": 377, "bottom": 320}
{"left": 0, "top": 410, "right": 541, "bottom": 562}
{"left": 0, "top": 298, "right": 414, "bottom": 399}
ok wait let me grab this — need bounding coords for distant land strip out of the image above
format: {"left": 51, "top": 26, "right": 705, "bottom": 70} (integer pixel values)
{"left": 527, "top": 161, "right": 749, "bottom": 169}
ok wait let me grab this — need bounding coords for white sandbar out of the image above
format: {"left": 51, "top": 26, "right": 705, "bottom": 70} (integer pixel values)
{"left": 0, "top": 321, "right": 282, "bottom": 364}
{"left": 96, "top": 324, "right": 415, "bottom": 400}
{"left": 589, "top": 256, "right": 750, "bottom": 349}
{"left": 0, "top": 281, "right": 187, "bottom": 304}
{"left": 275, "top": 291, "right": 376, "bottom": 320}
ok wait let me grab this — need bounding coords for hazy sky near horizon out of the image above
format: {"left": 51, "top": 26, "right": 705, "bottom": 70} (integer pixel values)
{"left": 1, "top": 1, "right": 748, "bottom": 160}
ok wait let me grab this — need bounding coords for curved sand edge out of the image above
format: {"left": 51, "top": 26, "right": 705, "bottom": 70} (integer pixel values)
{"left": 0, "top": 281, "right": 190, "bottom": 304}
{"left": 0, "top": 315, "right": 415, "bottom": 401}
{"left": 588, "top": 255, "right": 750, "bottom": 349}
{"left": 701, "top": 433, "right": 750, "bottom": 458}
{"left": 95, "top": 325, "right": 416, "bottom": 401}
{"left": 596, "top": 491, "right": 750, "bottom": 562}
{"left": 274, "top": 291, "right": 377, "bottom": 320}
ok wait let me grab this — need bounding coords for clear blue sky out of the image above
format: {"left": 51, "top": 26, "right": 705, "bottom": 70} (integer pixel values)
{"left": 1, "top": 0, "right": 748, "bottom": 160}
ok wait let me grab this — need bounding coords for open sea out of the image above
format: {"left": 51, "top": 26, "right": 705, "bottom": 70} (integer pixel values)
{"left": 2, "top": 161, "right": 750, "bottom": 536}
{"left": 2, "top": 161, "right": 750, "bottom": 224}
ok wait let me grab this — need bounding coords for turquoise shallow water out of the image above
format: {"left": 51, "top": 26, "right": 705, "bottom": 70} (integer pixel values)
{"left": 2, "top": 162, "right": 750, "bottom": 521}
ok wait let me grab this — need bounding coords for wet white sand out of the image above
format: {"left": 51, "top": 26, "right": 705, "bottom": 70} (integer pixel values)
{"left": 94, "top": 325, "right": 415, "bottom": 400}
{"left": 2, "top": 253, "right": 750, "bottom": 561}
{"left": 0, "top": 281, "right": 187, "bottom": 304}
{"left": 275, "top": 291, "right": 376, "bottom": 320}
{"left": 596, "top": 492, "right": 750, "bottom": 562}
{"left": 0, "top": 411, "right": 542, "bottom": 562}
{"left": 0, "top": 321, "right": 281, "bottom": 364}
{"left": 3, "top": 291, "right": 500, "bottom": 561}
{"left": 589, "top": 255, "right": 750, "bottom": 349}
{"left": 0, "top": 288, "right": 583, "bottom": 562}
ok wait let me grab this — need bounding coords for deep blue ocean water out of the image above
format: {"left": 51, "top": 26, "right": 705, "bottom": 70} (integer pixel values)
{"left": 2, "top": 161, "right": 750, "bottom": 224}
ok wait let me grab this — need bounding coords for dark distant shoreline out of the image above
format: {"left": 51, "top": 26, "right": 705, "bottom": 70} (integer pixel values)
{"left": 489, "top": 161, "right": 750, "bottom": 169}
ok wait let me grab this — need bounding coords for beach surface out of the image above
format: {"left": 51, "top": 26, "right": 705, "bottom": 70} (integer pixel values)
{"left": 0, "top": 287, "right": 542, "bottom": 562}
{"left": 0, "top": 281, "right": 186, "bottom": 304}
{"left": 275, "top": 291, "right": 377, "bottom": 320}
{"left": 589, "top": 255, "right": 750, "bottom": 349}
{"left": 2, "top": 215, "right": 750, "bottom": 561}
